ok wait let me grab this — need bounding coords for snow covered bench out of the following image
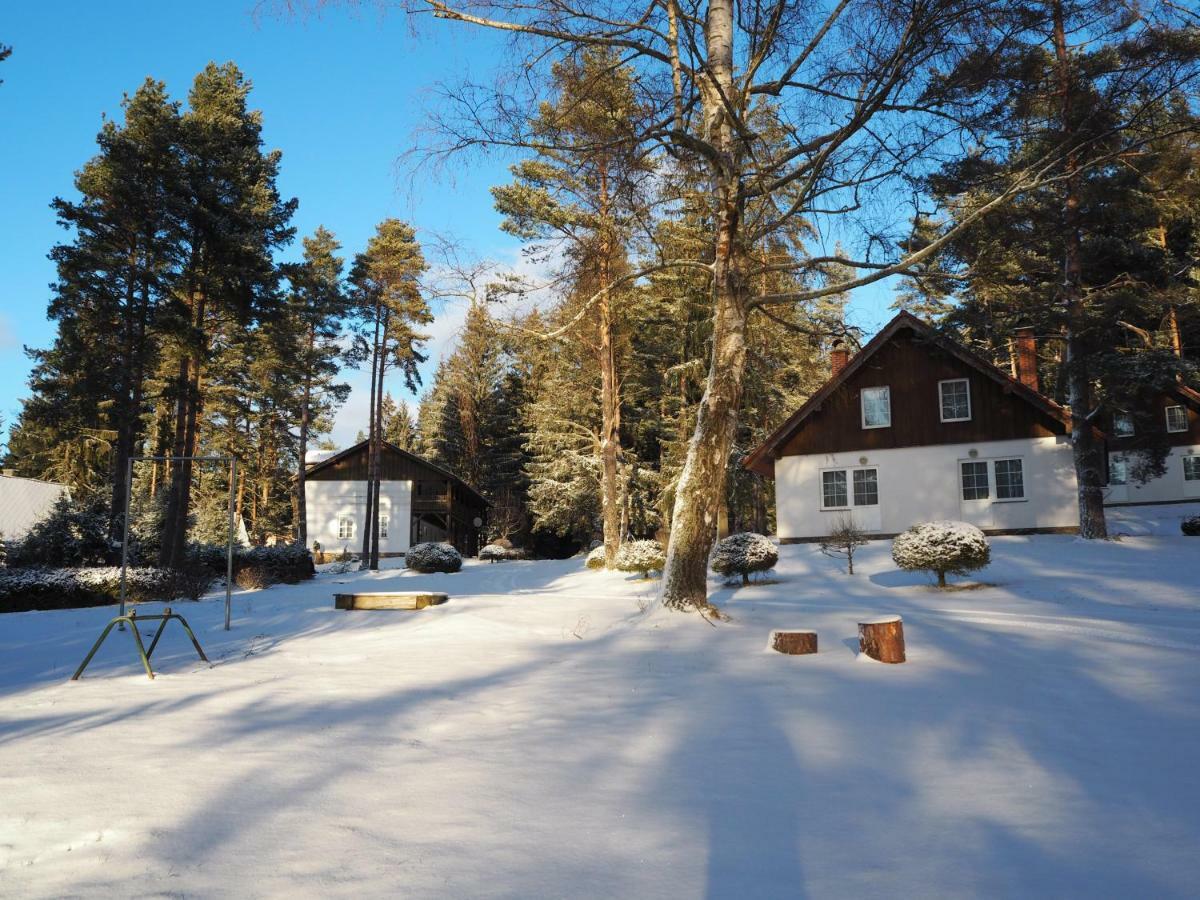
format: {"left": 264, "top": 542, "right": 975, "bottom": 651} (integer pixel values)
{"left": 334, "top": 592, "right": 449, "bottom": 611}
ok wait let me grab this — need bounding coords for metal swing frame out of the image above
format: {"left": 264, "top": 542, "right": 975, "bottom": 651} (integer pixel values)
{"left": 71, "top": 455, "right": 237, "bottom": 682}
{"left": 71, "top": 607, "right": 208, "bottom": 680}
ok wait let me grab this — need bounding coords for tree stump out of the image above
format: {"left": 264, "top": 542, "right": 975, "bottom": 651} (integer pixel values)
{"left": 770, "top": 630, "right": 818, "bottom": 655}
{"left": 858, "top": 616, "right": 905, "bottom": 663}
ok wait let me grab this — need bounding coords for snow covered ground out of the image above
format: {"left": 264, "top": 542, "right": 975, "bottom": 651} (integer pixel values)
{"left": 2, "top": 506, "right": 1199, "bottom": 898}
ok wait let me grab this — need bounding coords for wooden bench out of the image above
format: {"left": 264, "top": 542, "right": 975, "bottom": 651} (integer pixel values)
{"left": 334, "top": 592, "right": 449, "bottom": 611}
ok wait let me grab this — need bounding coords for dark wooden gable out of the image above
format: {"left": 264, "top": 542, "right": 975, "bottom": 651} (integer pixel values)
{"left": 745, "top": 312, "right": 1071, "bottom": 475}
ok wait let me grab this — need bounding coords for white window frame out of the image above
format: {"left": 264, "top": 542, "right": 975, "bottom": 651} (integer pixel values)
{"left": 337, "top": 516, "right": 355, "bottom": 540}
{"left": 820, "top": 466, "right": 879, "bottom": 510}
{"left": 1183, "top": 455, "right": 1200, "bottom": 482}
{"left": 959, "top": 460, "right": 990, "bottom": 502}
{"left": 1165, "top": 405, "right": 1188, "bottom": 434}
{"left": 1112, "top": 413, "right": 1135, "bottom": 437}
{"left": 1108, "top": 454, "right": 1129, "bottom": 486}
{"left": 938, "top": 378, "right": 972, "bottom": 423}
{"left": 992, "top": 457, "right": 1026, "bottom": 502}
{"left": 860, "top": 386, "right": 892, "bottom": 430}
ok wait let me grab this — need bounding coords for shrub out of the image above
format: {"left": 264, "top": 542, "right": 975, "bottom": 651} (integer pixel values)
{"left": 614, "top": 540, "right": 666, "bottom": 578}
{"left": 235, "top": 565, "right": 274, "bottom": 590}
{"left": 407, "top": 542, "right": 463, "bottom": 573}
{"left": 892, "top": 520, "right": 991, "bottom": 587}
{"left": 480, "top": 543, "right": 528, "bottom": 562}
{"left": 711, "top": 532, "right": 779, "bottom": 585}
{"left": 1182, "top": 516, "right": 1200, "bottom": 537}
{"left": 0, "top": 566, "right": 181, "bottom": 613}
{"left": 239, "top": 544, "right": 314, "bottom": 584}
{"left": 818, "top": 516, "right": 869, "bottom": 575}
{"left": 6, "top": 495, "right": 114, "bottom": 568}
{"left": 585, "top": 545, "right": 607, "bottom": 570}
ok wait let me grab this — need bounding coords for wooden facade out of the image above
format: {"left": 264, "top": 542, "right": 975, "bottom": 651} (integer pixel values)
{"left": 746, "top": 313, "right": 1071, "bottom": 476}
{"left": 306, "top": 441, "right": 488, "bottom": 557}
{"left": 1106, "top": 387, "right": 1200, "bottom": 452}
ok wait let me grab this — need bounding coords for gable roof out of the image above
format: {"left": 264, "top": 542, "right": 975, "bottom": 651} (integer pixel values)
{"left": 304, "top": 439, "right": 490, "bottom": 507}
{"left": 743, "top": 311, "right": 1074, "bottom": 477}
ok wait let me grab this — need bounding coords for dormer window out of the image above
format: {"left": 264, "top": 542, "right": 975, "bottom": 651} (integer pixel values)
{"left": 1113, "top": 414, "right": 1135, "bottom": 437}
{"left": 939, "top": 379, "right": 971, "bottom": 422}
{"left": 861, "top": 386, "right": 891, "bottom": 429}
{"left": 1166, "top": 405, "right": 1188, "bottom": 434}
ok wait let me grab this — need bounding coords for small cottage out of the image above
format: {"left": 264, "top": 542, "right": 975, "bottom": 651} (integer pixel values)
{"left": 0, "top": 473, "right": 69, "bottom": 541}
{"left": 304, "top": 441, "right": 488, "bottom": 557}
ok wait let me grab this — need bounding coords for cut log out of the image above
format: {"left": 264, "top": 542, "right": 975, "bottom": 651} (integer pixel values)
{"left": 770, "top": 630, "right": 818, "bottom": 655}
{"left": 858, "top": 616, "right": 905, "bottom": 663}
{"left": 334, "top": 592, "right": 448, "bottom": 611}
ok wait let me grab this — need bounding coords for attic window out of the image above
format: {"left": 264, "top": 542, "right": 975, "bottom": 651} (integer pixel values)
{"left": 939, "top": 379, "right": 971, "bottom": 422}
{"left": 861, "top": 386, "right": 891, "bottom": 429}
{"left": 1165, "top": 405, "right": 1187, "bottom": 434}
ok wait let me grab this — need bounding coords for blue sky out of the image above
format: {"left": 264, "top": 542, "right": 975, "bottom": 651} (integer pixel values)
{"left": 0, "top": 1, "right": 894, "bottom": 450}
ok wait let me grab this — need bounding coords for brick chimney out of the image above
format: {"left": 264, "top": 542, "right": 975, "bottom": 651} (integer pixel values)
{"left": 830, "top": 339, "right": 850, "bottom": 378}
{"left": 1014, "top": 325, "right": 1039, "bottom": 393}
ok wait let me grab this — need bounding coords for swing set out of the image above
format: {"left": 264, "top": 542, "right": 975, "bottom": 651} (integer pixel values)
{"left": 72, "top": 455, "right": 237, "bottom": 681}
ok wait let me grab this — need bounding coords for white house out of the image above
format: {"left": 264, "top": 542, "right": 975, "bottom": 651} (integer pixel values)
{"left": 0, "top": 473, "right": 69, "bottom": 541}
{"left": 744, "top": 312, "right": 1082, "bottom": 541}
{"left": 1103, "top": 384, "right": 1200, "bottom": 506}
{"left": 303, "top": 440, "right": 488, "bottom": 557}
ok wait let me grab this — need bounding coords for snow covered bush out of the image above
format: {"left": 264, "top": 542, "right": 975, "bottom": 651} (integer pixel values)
{"left": 614, "top": 540, "right": 665, "bottom": 578}
{"left": 407, "top": 542, "right": 463, "bottom": 573}
{"left": 480, "top": 543, "right": 528, "bottom": 562}
{"left": 0, "top": 566, "right": 183, "bottom": 613}
{"left": 1182, "top": 516, "right": 1200, "bottom": 537}
{"left": 585, "top": 545, "right": 607, "bottom": 570}
{"left": 891, "top": 520, "right": 991, "bottom": 587}
{"left": 711, "top": 532, "right": 779, "bottom": 585}
{"left": 6, "top": 495, "right": 114, "bottom": 569}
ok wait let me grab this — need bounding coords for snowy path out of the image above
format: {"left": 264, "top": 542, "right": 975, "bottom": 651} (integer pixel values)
{"left": 1, "top": 526, "right": 1199, "bottom": 897}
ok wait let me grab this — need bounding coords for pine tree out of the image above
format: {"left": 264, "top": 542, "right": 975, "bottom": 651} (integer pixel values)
{"left": 348, "top": 219, "right": 431, "bottom": 569}
{"left": 281, "top": 227, "right": 349, "bottom": 544}
{"left": 492, "top": 48, "right": 651, "bottom": 566}
{"left": 158, "top": 62, "right": 297, "bottom": 568}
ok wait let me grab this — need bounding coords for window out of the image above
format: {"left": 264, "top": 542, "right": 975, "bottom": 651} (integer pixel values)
{"left": 1113, "top": 414, "right": 1135, "bottom": 437}
{"left": 939, "top": 379, "right": 971, "bottom": 422}
{"left": 821, "top": 467, "right": 878, "bottom": 508}
{"left": 1184, "top": 456, "right": 1200, "bottom": 482}
{"left": 861, "top": 386, "right": 891, "bottom": 429}
{"left": 822, "top": 470, "right": 848, "bottom": 508}
{"left": 379, "top": 515, "right": 389, "bottom": 539}
{"left": 1109, "top": 455, "right": 1128, "bottom": 486}
{"left": 994, "top": 458, "right": 1025, "bottom": 500}
{"left": 960, "top": 461, "right": 990, "bottom": 500}
{"left": 337, "top": 516, "right": 354, "bottom": 540}
{"left": 853, "top": 469, "right": 879, "bottom": 506}
{"left": 1166, "top": 405, "right": 1188, "bottom": 434}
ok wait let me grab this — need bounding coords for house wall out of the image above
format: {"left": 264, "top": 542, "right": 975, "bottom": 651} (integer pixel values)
{"left": 775, "top": 436, "right": 1079, "bottom": 541}
{"left": 305, "top": 480, "right": 412, "bottom": 556}
{"left": 1104, "top": 444, "right": 1200, "bottom": 506}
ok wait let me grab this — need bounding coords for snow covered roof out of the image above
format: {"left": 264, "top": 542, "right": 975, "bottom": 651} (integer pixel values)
{"left": 0, "top": 475, "right": 69, "bottom": 540}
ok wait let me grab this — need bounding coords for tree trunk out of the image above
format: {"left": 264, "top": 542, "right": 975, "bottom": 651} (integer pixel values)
{"left": 361, "top": 304, "right": 382, "bottom": 567}
{"left": 660, "top": 0, "right": 748, "bottom": 613}
{"left": 296, "top": 333, "right": 313, "bottom": 546}
{"left": 858, "top": 617, "right": 906, "bottom": 663}
{"left": 1053, "top": 0, "right": 1107, "bottom": 539}
{"left": 771, "top": 630, "right": 818, "bottom": 655}
{"left": 369, "top": 325, "right": 388, "bottom": 570}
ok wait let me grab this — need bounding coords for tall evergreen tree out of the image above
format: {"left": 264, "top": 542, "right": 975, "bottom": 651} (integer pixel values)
{"left": 348, "top": 219, "right": 431, "bottom": 569}
{"left": 159, "top": 62, "right": 296, "bottom": 568}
